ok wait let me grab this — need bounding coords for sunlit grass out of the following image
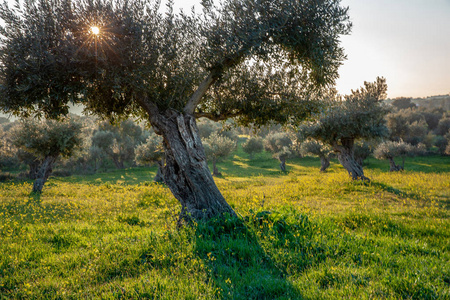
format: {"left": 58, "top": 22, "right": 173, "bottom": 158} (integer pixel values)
{"left": 1, "top": 153, "right": 449, "bottom": 299}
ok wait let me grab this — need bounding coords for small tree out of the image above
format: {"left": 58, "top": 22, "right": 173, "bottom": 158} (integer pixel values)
{"left": 242, "top": 137, "right": 264, "bottom": 159}
{"left": 12, "top": 118, "right": 82, "bottom": 193}
{"left": 299, "top": 139, "right": 332, "bottom": 172}
{"left": 302, "top": 77, "right": 389, "bottom": 181}
{"left": 264, "top": 132, "right": 293, "bottom": 172}
{"left": 203, "top": 133, "right": 236, "bottom": 177}
{"left": 197, "top": 118, "right": 222, "bottom": 139}
{"left": 374, "top": 140, "right": 425, "bottom": 171}
{"left": 135, "top": 133, "right": 164, "bottom": 182}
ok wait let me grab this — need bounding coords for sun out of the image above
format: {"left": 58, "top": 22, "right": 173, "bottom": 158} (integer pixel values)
{"left": 91, "top": 26, "right": 100, "bottom": 35}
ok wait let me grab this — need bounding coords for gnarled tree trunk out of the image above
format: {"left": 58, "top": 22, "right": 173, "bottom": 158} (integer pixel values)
{"left": 149, "top": 109, "right": 236, "bottom": 223}
{"left": 319, "top": 156, "right": 330, "bottom": 172}
{"left": 334, "top": 138, "right": 370, "bottom": 181}
{"left": 388, "top": 157, "right": 403, "bottom": 172}
{"left": 32, "top": 156, "right": 58, "bottom": 193}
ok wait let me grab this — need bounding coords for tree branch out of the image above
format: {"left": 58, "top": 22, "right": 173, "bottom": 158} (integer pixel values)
{"left": 194, "top": 111, "right": 241, "bottom": 121}
{"left": 183, "top": 72, "right": 218, "bottom": 115}
{"left": 136, "top": 94, "right": 162, "bottom": 134}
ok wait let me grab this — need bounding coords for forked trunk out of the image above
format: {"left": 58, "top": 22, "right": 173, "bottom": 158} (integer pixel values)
{"left": 319, "top": 156, "right": 330, "bottom": 172}
{"left": 32, "top": 156, "right": 58, "bottom": 193}
{"left": 388, "top": 157, "right": 403, "bottom": 172}
{"left": 334, "top": 138, "right": 370, "bottom": 181}
{"left": 150, "top": 109, "right": 236, "bottom": 223}
{"left": 28, "top": 160, "right": 41, "bottom": 180}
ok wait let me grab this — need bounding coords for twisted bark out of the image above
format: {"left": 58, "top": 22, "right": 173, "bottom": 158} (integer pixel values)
{"left": 148, "top": 108, "right": 236, "bottom": 223}
{"left": 32, "top": 156, "right": 58, "bottom": 193}
{"left": 279, "top": 157, "right": 287, "bottom": 172}
{"left": 334, "top": 138, "right": 370, "bottom": 181}
{"left": 388, "top": 157, "right": 403, "bottom": 172}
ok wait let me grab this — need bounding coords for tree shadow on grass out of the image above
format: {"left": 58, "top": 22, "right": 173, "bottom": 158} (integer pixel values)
{"left": 371, "top": 181, "right": 424, "bottom": 202}
{"left": 193, "top": 208, "right": 330, "bottom": 299}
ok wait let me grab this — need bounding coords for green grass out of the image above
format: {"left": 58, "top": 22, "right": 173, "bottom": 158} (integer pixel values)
{"left": 1, "top": 152, "right": 449, "bottom": 299}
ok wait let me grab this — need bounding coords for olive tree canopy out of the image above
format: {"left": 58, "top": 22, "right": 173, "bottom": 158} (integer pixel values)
{"left": 0, "top": 0, "right": 351, "bottom": 221}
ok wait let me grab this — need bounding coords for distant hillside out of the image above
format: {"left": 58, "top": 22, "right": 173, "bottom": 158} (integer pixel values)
{"left": 386, "top": 94, "right": 450, "bottom": 111}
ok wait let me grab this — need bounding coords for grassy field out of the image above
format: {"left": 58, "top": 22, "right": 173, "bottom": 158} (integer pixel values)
{"left": 1, "top": 148, "right": 449, "bottom": 299}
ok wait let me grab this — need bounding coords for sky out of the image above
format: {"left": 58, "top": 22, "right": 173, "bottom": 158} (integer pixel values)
{"left": 171, "top": 0, "right": 450, "bottom": 98}
{"left": 3, "top": 0, "right": 450, "bottom": 99}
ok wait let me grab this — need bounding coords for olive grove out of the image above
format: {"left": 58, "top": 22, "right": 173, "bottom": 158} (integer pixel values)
{"left": 0, "top": 0, "right": 351, "bottom": 221}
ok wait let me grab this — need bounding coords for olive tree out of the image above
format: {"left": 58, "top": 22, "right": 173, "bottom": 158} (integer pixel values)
{"left": 242, "top": 136, "right": 264, "bottom": 159}
{"left": 135, "top": 132, "right": 164, "bottom": 182}
{"left": 11, "top": 118, "right": 82, "bottom": 193}
{"left": 299, "top": 139, "right": 332, "bottom": 172}
{"left": 302, "top": 78, "right": 389, "bottom": 181}
{"left": 264, "top": 132, "right": 293, "bottom": 172}
{"left": 0, "top": 0, "right": 351, "bottom": 221}
{"left": 374, "top": 140, "right": 425, "bottom": 172}
{"left": 203, "top": 132, "right": 236, "bottom": 177}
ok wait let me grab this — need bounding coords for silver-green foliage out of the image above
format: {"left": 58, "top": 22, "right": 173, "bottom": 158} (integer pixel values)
{"left": 374, "top": 140, "right": 426, "bottom": 171}
{"left": 135, "top": 133, "right": 164, "bottom": 166}
{"left": 242, "top": 137, "right": 264, "bottom": 158}
{"left": 264, "top": 132, "right": 293, "bottom": 160}
{"left": 203, "top": 132, "right": 236, "bottom": 176}
{"left": 11, "top": 117, "right": 82, "bottom": 190}
{"left": 90, "top": 120, "right": 145, "bottom": 169}
{"left": 305, "top": 77, "right": 389, "bottom": 145}
{"left": 12, "top": 118, "right": 82, "bottom": 160}
{"left": 0, "top": 0, "right": 351, "bottom": 125}
{"left": 299, "top": 139, "right": 332, "bottom": 158}
{"left": 374, "top": 140, "right": 425, "bottom": 161}
{"left": 203, "top": 132, "right": 236, "bottom": 162}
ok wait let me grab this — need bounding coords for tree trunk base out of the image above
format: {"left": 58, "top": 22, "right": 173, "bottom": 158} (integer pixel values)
{"left": 389, "top": 158, "right": 403, "bottom": 172}
{"left": 320, "top": 156, "right": 330, "bottom": 172}
{"left": 335, "top": 139, "right": 370, "bottom": 182}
